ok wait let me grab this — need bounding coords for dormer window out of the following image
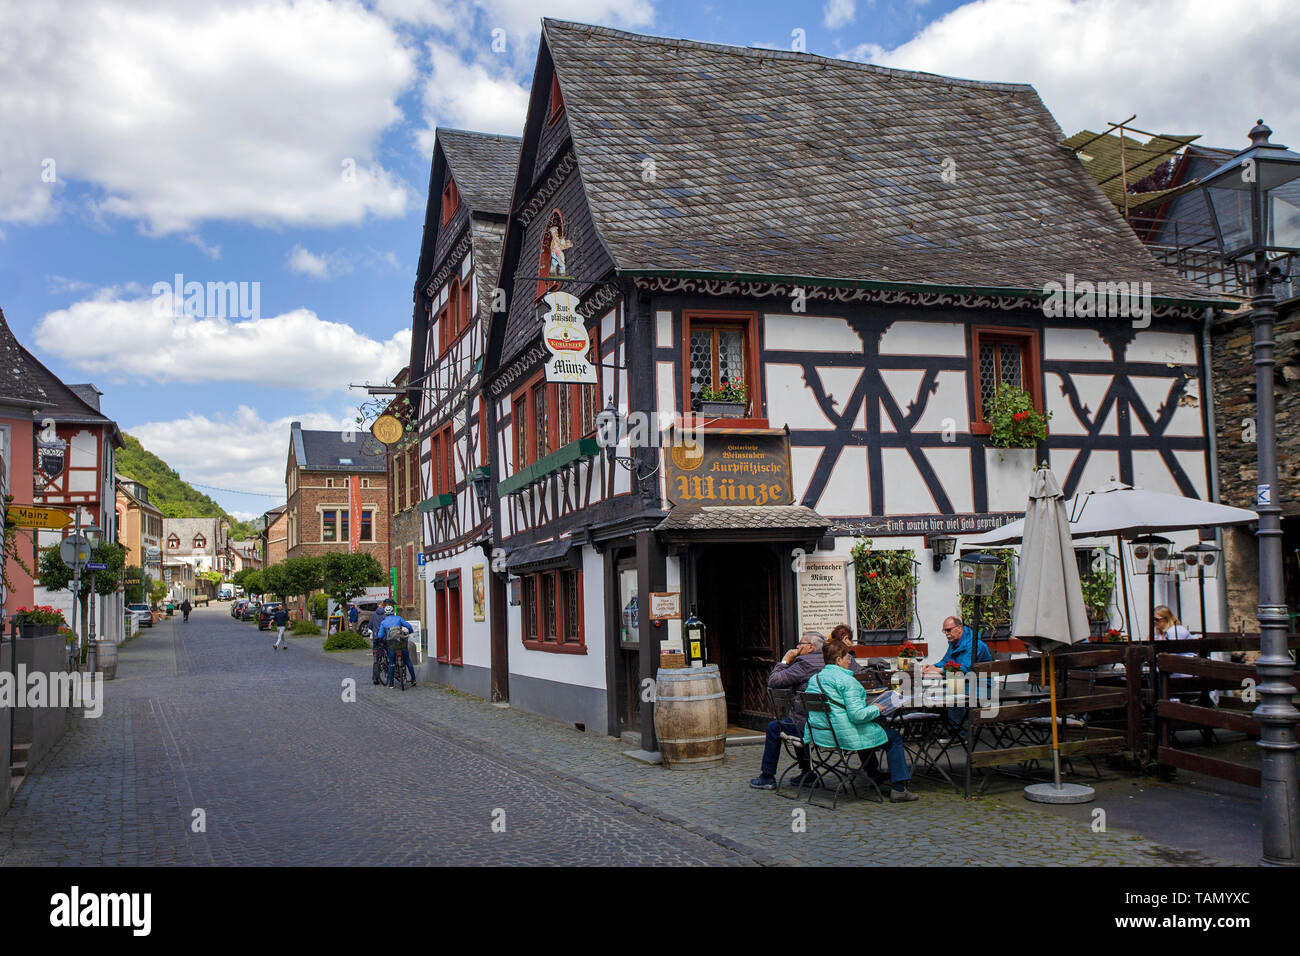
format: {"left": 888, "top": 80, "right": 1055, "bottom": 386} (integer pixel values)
{"left": 549, "top": 72, "right": 565, "bottom": 125}
{"left": 442, "top": 177, "right": 459, "bottom": 226}
{"left": 167, "top": 534, "right": 179, "bottom": 549}
{"left": 338, "top": 458, "right": 353, "bottom": 465}
{"left": 193, "top": 534, "right": 206, "bottom": 549}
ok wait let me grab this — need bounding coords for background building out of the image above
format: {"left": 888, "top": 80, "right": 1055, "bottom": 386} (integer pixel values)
{"left": 283, "top": 421, "right": 388, "bottom": 563}
{"left": 163, "top": 517, "right": 230, "bottom": 598}
{"left": 115, "top": 475, "right": 163, "bottom": 592}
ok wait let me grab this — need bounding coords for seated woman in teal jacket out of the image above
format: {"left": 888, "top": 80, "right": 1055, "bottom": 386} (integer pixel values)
{"left": 803, "top": 638, "right": 918, "bottom": 803}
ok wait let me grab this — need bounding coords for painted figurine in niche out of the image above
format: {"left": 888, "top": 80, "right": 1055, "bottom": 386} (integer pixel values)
{"left": 548, "top": 222, "right": 572, "bottom": 276}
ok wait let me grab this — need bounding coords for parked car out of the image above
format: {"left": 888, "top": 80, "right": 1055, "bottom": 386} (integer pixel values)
{"left": 231, "top": 599, "right": 247, "bottom": 619}
{"left": 257, "top": 602, "right": 283, "bottom": 630}
{"left": 126, "top": 603, "right": 153, "bottom": 628}
{"left": 351, "top": 600, "right": 382, "bottom": 637}
{"left": 239, "top": 601, "right": 260, "bottom": 622}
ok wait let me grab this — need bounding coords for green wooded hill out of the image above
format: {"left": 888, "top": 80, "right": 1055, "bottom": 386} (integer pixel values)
{"left": 116, "top": 433, "right": 260, "bottom": 540}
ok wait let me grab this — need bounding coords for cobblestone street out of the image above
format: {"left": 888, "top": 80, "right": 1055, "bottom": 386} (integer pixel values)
{"left": 0, "top": 606, "right": 1232, "bottom": 865}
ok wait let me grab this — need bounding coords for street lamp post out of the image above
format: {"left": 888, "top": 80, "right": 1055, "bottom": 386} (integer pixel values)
{"left": 1201, "top": 119, "right": 1300, "bottom": 866}
{"left": 958, "top": 551, "right": 1001, "bottom": 799}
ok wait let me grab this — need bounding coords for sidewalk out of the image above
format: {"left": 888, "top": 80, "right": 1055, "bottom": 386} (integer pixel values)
{"left": 302, "top": 635, "right": 1236, "bottom": 866}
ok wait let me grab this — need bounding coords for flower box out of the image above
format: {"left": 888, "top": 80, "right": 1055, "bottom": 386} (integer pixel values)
{"left": 859, "top": 627, "right": 908, "bottom": 645}
{"left": 698, "top": 400, "right": 748, "bottom": 418}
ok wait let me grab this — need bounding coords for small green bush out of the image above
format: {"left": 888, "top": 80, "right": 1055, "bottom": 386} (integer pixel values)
{"left": 324, "top": 630, "right": 369, "bottom": 651}
{"left": 311, "top": 593, "right": 329, "bottom": 620}
{"left": 291, "top": 620, "right": 321, "bottom": 635}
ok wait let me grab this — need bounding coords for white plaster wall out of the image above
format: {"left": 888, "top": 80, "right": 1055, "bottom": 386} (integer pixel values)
{"left": 423, "top": 551, "right": 492, "bottom": 671}
{"left": 878, "top": 321, "right": 966, "bottom": 356}
{"left": 764, "top": 313, "right": 862, "bottom": 352}
{"left": 507, "top": 545, "right": 607, "bottom": 690}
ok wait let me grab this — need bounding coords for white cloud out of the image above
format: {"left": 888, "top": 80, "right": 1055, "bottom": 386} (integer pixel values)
{"left": 0, "top": 0, "right": 416, "bottom": 232}
{"left": 33, "top": 289, "right": 410, "bottom": 395}
{"left": 847, "top": 0, "right": 1300, "bottom": 149}
{"left": 287, "top": 245, "right": 354, "bottom": 280}
{"left": 824, "top": 0, "right": 855, "bottom": 29}
{"left": 418, "top": 41, "right": 533, "bottom": 144}
{"left": 128, "top": 405, "right": 355, "bottom": 501}
{"left": 476, "top": 0, "right": 654, "bottom": 42}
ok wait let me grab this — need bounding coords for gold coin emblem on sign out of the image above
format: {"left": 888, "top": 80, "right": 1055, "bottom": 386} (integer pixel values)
{"left": 371, "top": 414, "right": 404, "bottom": 445}
{"left": 670, "top": 441, "right": 705, "bottom": 472}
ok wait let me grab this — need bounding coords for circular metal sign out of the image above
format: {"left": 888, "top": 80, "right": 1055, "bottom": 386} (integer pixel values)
{"left": 60, "top": 535, "right": 92, "bottom": 566}
{"left": 370, "top": 414, "right": 404, "bottom": 445}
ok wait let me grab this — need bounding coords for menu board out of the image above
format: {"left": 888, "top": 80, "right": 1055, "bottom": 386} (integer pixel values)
{"left": 797, "top": 556, "right": 851, "bottom": 638}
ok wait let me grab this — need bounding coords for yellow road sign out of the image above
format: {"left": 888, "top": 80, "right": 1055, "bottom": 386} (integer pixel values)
{"left": 6, "top": 505, "right": 72, "bottom": 529}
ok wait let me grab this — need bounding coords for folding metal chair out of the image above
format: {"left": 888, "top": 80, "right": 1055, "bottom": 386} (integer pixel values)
{"left": 768, "top": 688, "right": 810, "bottom": 798}
{"left": 800, "top": 690, "right": 885, "bottom": 809}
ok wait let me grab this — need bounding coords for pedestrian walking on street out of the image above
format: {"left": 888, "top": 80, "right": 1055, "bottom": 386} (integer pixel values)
{"left": 272, "top": 605, "right": 290, "bottom": 650}
{"left": 180, "top": 599, "right": 192, "bottom": 623}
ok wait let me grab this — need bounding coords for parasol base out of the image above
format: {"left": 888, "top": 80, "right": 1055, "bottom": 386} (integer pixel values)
{"left": 1024, "top": 782, "right": 1095, "bottom": 804}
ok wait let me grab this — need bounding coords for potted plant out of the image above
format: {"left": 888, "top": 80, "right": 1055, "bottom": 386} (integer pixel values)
{"left": 851, "top": 540, "right": 917, "bottom": 644}
{"left": 958, "top": 548, "right": 1016, "bottom": 638}
{"left": 943, "top": 658, "right": 965, "bottom": 694}
{"left": 895, "top": 640, "right": 919, "bottom": 672}
{"left": 986, "top": 383, "right": 1049, "bottom": 449}
{"left": 1079, "top": 567, "right": 1116, "bottom": 636}
{"left": 13, "top": 605, "right": 66, "bottom": 639}
{"left": 697, "top": 379, "right": 749, "bottom": 418}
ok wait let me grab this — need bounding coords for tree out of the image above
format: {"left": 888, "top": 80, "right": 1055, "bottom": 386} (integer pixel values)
{"left": 260, "top": 563, "right": 290, "bottom": 601}
{"left": 38, "top": 541, "right": 128, "bottom": 640}
{"left": 282, "top": 555, "right": 324, "bottom": 606}
{"left": 150, "top": 580, "right": 168, "bottom": 604}
{"left": 321, "top": 552, "right": 384, "bottom": 608}
{"left": 240, "top": 569, "right": 263, "bottom": 597}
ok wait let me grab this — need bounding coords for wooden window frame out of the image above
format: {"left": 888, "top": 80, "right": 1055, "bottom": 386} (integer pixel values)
{"left": 448, "top": 572, "right": 463, "bottom": 666}
{"left": 441, "top": 177, "right": 459, "bottom": 226}
{"left": 443, "top": 423, "right": 455, "bottom": 494}
{"left": 321, "top": 510, "right": 337, "bottom": 543}
{"left": 548, "top": 72, "right": 565, "bottom": 125}
{"left": 359, "top": 508, "right": 373, "bottom": 543}
{"left": 681, "top": 309, "right": 764, "bottom": 423}
{"left": 396, "top": 449, "right": 407, "bottom": 512}
{"left": 459, "top": 276, "right": 473, "bottom": 336}
{"left": 193, "top": 534, "right": 206, "bottom": 549}
{"left": 520, "top": 568, "right": 586, "bottom": 654}
{"left": 435, "top": 573, "right": 450, "bottom": 662}
{"left": 167, "top": 534, "right": 179, "bottom": 549}
{"left": 512, "top": 370, "right": 559, "bottom": 472}
{"left": 407, "top": 445, "right": 419, "bottom": 508}
{"left": 969, "top": 326, "right": 1043, "bottom": 435}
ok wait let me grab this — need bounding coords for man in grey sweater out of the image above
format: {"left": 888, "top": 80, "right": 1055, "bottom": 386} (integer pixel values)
{"left": 751, "top": 631, "right": 847, "bottom": 790}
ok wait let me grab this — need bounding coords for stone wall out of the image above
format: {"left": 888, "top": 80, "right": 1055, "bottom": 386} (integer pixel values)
{"left": 1212, "top": 301, "right": 1300, "bottom": 626}
{"left": 13, "top": 633, "right": 71, "bottom": 771}
{"left": 1212, "top": 303, "right": 1300, "bottom": 513}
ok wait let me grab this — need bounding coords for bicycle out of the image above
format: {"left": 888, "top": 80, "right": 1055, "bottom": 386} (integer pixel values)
{"left": 386, "top": 632, "right": 409, "bottom": 691}
{"left": 372, "top": 639, "right": 388, "bottom": 686}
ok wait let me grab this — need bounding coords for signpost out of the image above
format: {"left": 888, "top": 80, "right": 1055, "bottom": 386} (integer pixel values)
{"left": 541, "top": 292, "right": 597, "bottom": 384}
{"left": 9, "top": 505, "right": 72, "bottom": 530}
{"left": 797, "top": 555, "right": 852, "bottom": 637}
{"left": 664, "top": 428, "right": 793, "bottom": 507}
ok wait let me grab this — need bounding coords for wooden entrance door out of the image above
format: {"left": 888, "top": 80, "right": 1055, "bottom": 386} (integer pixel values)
{"left": 695, "top": 544, "right": 781, "bottom": 730}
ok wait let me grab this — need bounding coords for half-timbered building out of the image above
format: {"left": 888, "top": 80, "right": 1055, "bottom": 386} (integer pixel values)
{"left": 408, "top": 128, "right": 520, "bottom": 697}
{"left": 482, "top": 21, "right": 1229, "bottom": 744}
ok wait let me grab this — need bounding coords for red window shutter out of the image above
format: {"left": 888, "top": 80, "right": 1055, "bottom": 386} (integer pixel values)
{"left": 442, "top": 178, "right": 458, "bottom": 226}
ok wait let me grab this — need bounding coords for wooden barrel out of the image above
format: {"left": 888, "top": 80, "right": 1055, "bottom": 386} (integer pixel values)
{"left": 654, "top": 665, "right": 727, "bottom": 770}
{"left": 92, "top": 640, "right": 118, "bottom": 681}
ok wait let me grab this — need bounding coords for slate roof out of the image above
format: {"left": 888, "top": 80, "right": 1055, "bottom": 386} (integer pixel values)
{"left": 292, "top": 422, "right": 385, "bottom": 473}
{"left": 541, "top": 19, "right": 1216, "bottom": 303}
{"left": 0, "top": 307, "right": 121, "bottom": 444}
{"left": 471, "top": 218, "right": 506, "bottom": 324}
{"left": 0, "top": 308, "right": 54, "bottom": 408}
{"left": 438, "top": 128, "right": 521, "bottom": 215}
{"left": 656, "top": 505, "right": 829, "bottom": 534}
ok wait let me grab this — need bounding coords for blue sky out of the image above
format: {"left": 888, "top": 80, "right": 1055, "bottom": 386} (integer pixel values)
{"left": 1, "top": 0, "right": 1293, "bottom": 519}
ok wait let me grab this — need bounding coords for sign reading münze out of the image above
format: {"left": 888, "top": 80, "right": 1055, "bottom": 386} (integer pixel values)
{"left": 665, "top": 430, "right": 792, "bottom": 507}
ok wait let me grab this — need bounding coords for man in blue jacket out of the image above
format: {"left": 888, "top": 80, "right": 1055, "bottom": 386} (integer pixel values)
{"left": 376, "top": 607, "right": 417, "bottom": 688}
{"left": 924, "top": 616, "right": 992, "bottom": 735}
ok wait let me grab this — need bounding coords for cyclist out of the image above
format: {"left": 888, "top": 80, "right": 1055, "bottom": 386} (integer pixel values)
{"left": 375, "top": 605, "right": 417, "bottom": 688}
